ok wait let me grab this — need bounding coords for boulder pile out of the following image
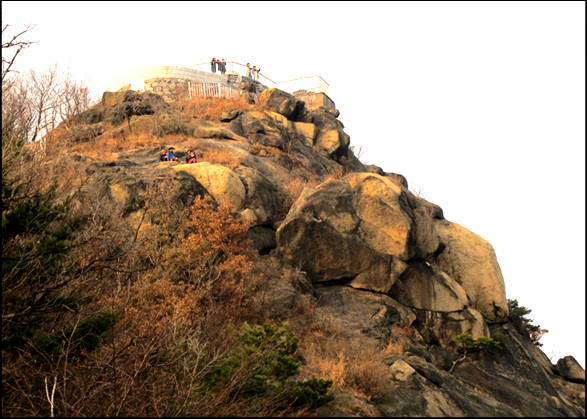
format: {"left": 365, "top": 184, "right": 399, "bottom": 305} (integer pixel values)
{"left": 58, "top": 87, "right": 584, "bottom": 416}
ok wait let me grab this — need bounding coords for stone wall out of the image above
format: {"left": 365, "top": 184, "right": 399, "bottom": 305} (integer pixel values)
{"left": 108, "top": 66, "right": 269, "bottom": 103}
{"left": 144, "top": 78, "right": 190, "bottom": 102}
{"left": 293, "top": 92, "right": 336, "bottom": 110}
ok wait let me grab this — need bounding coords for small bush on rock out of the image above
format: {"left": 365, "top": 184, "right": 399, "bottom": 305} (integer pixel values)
{"left": 203, "top": 322, "right": 334, "bottom": 415}
{"left": 508, "top": 298, "right": 548, "bottom": 346}
{"left": 449, "top": 332, "right": 503, "bottom": 373}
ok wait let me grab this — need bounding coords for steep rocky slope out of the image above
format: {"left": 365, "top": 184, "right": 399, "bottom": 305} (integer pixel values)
{"left": 53, "top": 88, "right": 584, "bottom": 416}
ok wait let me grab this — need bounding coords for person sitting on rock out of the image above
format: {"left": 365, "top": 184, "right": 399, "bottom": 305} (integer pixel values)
{"left": 185, "top": 149, "right": 199, "bottom": 164}
{"left": 155, "top": 149, "right": 168, "bottom": 163}
{"left": 168, "top": 147, "right": 179, "bottom": 161}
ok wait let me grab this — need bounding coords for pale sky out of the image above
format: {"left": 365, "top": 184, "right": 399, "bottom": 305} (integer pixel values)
{"left": 3, "top": 1, "right": 585, "bottom": 368}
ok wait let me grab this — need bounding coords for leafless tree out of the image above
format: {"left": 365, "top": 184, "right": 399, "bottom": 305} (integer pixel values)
{"left": 27, "top": 65, "right": 60, "bottom": 143}
{"left": 55, "top": 74, "right": 92, "bottom": 128}
{"left": 1, "top": 71, "right": 33, "bottom": 144}
{"left": 2, "top": 23, "right": 37, "bottom": 85}
{"left": 3, "top": 23, "right": 94, "bottom": 149}
{"left": 2, "top": 24, "right": 36, "bottom": 144}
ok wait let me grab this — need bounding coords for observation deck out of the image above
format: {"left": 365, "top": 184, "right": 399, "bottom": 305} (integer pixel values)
{"left": 106, "top": 61, "right": 335, "bottom": 110}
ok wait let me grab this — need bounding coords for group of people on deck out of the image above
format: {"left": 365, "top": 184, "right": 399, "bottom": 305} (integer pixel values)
{"left": 210, "top": 58, "right": 261, "bottom": 81}
{"left": 155, "top": 147, "right": 199, "bottom": 164}
{"left": 210, "top": 58, "right": 227, "bottom": 75}
{"left": 245, "top": 63, "right": 261, "bottom": 81}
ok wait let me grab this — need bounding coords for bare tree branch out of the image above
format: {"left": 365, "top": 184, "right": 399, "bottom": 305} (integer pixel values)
{"left": 2, "top": 23, "right": 38, "bottom": 84}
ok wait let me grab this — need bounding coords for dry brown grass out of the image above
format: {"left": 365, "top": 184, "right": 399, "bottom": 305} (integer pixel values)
{"left": 297, "top": 330, "right": 390, "bottom": 401}
{"left": 249, "top": 143, "right": 283, "bottom": 157}
{"left": 277, "top": 174, "right": 322, "bottom": 218}
{"left": 198, "top": 147, "right": 241, "bottom": 169}
{"left": 62, "top": 125, "right": 155, "bottom": 158}
{"left": 172, "top": 96, "right": 258, "bottom": 121}
{"left": 385, "top": 340, "right": 405, "bottom": 355}
{"left": 323, "top": 164, "right": 348, "bottom": 182}
{"left": 63, "top": 125, "right": 191, "bottom": 161}
{"left": 384, "top": 325, "right": 411, "bottom": 356}
{"left": 284, "top": 177, "right": 311, "bottom": 203}
{"left": 285, "top": 310, "right": 390, "bottom": 402}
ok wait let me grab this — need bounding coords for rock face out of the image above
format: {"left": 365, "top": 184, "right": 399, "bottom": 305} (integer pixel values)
{"left": 277, "top": 177, "right": 409, "bottom": 293}
{"left": 276, "top": 171, "right": 506, "bottom": 344}
{"left": 61, "top": 89, "right": 584, "bottom": 417}
{"left": 435, "top": 219, "right": 508, "bottom": 323}
{"left": 172, "top": 162, "right": 246, "bottom": 211}
{"left": 557, "top": 356, "right": 586, "bottom": 383}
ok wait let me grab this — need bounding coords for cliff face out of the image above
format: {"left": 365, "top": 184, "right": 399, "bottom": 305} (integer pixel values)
{"left": 57, "top": 88, "right": 584, "bottom": 416}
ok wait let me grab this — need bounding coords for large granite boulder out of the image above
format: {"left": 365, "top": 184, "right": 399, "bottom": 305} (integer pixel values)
{"left": 277, "top": 171, "right": 509, "bottom": 327}
{"left": 189, "top": 117, "right": 246, "bottom": 140}
{"left": 257, "top": 87, "right": 306, "bottom": 120}
{"left": 434, "top": 219, "right": 509, "bottom": 323}
{"left": 277, "top": 173, "right": 436, "bottom": 294}
{"left": 293, "top": 121, "right": 316, "bottom": 147}
{"left": 346, "top": 173, "right": 441, "bottom": 260}
{"left": 172, "top": 162, "right": 246, "bottom": 211}
{"left": 314, "top": 128, "right": 350, "bottom": 159}
{"left": 389, "top": 261, "right": 469, "bottom": 313}
{"left": 310, "top": 109, "right": 350, "bottom": 159}
{"left": 101, "top": 90, "right": 172, "bottom": 121}
{"left": 276, "top": 177, "right": 404, "bottom": 293}
{"left": 557, "top": 356, "right": 586, "bottom": 383}
{"left": 415, "top": 307, "right": 490, "bottom": 346}
{"left": 232, "top": 110, "right": 292, "bottom": 149}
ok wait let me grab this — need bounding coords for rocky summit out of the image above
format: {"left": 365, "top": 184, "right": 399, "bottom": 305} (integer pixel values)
{"left": 46, "top": 87, "right": 584, "bottom": 416}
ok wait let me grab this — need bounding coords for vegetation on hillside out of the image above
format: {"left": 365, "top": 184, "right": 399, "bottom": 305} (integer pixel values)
{"left": 507, "top": 298, "right": 549, "bottom": 347}
{"left": 2, "top": 24, "right": 340, "bottom": 417}
{"left": 449, "top": 333, "right": 503, "bottom": 373}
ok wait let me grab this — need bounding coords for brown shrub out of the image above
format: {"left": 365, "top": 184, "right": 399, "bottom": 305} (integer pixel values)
{"left": 161, "top": 195, "right": 257, "bottom": 322}
{"left": 289, "top": 314, "right": 389, "bottom": 402}
{"left": 1, "top": 141, "right": 152, "bottom": 416}
{"left": 56, "top": 193, "right": 262, "bottom": 416}
{"left": 303, "top": 335, "right": 389, "bottom": 401}
{"left": 133, "top": 179, "right": 193, "bottom": 266}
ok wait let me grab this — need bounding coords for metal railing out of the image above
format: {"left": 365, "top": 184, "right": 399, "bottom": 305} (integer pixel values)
{"left": 188, "top": 61, "right": 277, "bottom": 88}
{"left": 187, "top": 61, "right": 330, "bottom": 96}
{"left": 274, "top": 75, "right": 330, "bottom": 97}
{"left": 187, "top": 82, "right": 257, "bottom": 101}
